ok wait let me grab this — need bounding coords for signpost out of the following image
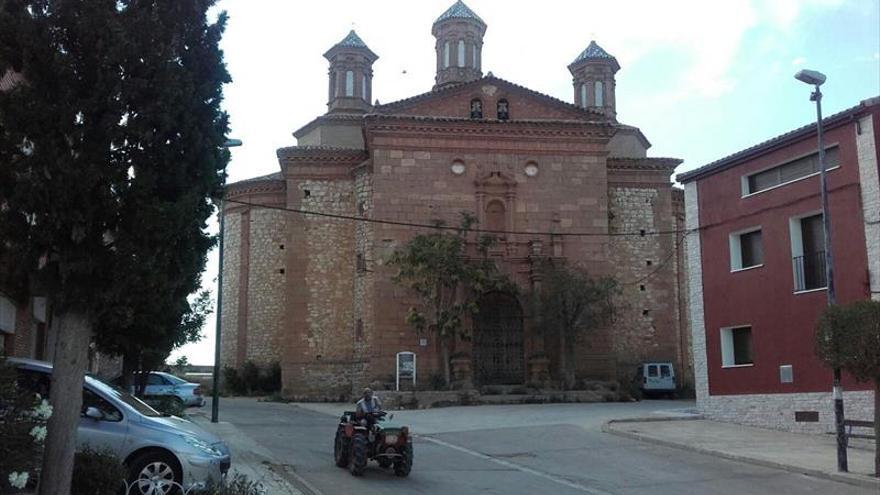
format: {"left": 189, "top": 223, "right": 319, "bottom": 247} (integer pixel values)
{"left": 396, "top": 351, "right": 416, "bottom": 391}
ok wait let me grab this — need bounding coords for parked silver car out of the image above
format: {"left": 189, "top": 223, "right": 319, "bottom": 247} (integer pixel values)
{"left": 113, "top": 371, "right": 206, "bottom": 408}
{"left": 10, "top": 358, "right": 230, "bottom": 494}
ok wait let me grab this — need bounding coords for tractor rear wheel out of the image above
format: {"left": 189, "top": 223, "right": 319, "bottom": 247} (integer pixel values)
{"left": 334, "top": 430, "right": 350, "bottom": 468}
{"left": 349, "top": 434, "right": 368, "bottom": 476}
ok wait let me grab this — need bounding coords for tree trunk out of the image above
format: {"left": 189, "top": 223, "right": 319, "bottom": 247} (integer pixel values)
{"left": 874, "top": 379, "right": 879, "bottom": 478}
{"left": 441, "top": 341, "right": 451, "bottom": 389}
{"left": 558, "top": 330, "right": 568, "bottom": 388}
{"left": 38, "top": 311, "right": 91, "bottom": 495}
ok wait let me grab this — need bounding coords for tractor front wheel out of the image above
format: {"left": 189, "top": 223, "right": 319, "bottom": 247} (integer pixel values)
{"left": 394, "top": 444, "right": 413, "bottom": 477}
{"left": 334, "top": 430, "right": 350, "bottom": 468}
{"left": 349, "top": 434, "right": 368, "bottom": 476}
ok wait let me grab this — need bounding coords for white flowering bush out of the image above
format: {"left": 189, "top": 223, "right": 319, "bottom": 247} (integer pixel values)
{"left": 0, "top": 358, "right": 52, "bottom": 492}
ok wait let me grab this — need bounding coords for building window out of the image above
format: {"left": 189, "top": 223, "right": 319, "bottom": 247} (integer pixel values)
{"left": 790, "top": 213, "right": 826, "bottom": 291}
{"left": 470, "top": 98, "right": 483, "bottom": 119}
{"left": 594, "top": 81, "right": 604, "bottom": 106}
{"left": 444, "top": 41, "right": 450, "bottom": 68}
{"left": 729, "top": 228, "right": 763, "bottom": 271}
{"left": 485, "top": 200, "right": 506, "bottom": 235}
{"left": 458, "top": 40, "right": 465, "bottom": 68}
{"left": 744, "top": 146, "right": 840, "bottom": 195}
{"left": 472, "top": 44, "right": 478, "bottom": 68}
{"left": 345, "top": 70, "right": 354, "bottom": 97}
{"left": 497, "top": 99, "right": 509, "bottom": 120}
{"left": 580, "top": 83, "right": 587, "bottom": 107}
{"left": 721, "top": 326, "right": 753, "bottom": 367}
{"left": 361, "top": 74, "right": 367, "bottom": 100}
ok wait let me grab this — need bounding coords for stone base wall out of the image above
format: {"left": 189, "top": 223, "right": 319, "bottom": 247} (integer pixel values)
{"left": 700, "top": 390, "right": 875, "bottom": 434}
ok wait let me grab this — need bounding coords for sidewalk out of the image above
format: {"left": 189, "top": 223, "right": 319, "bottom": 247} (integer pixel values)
{"left": 188, "top": 410, "right": 305, "bottom": 495}
{"left": 604, "top": 418, "right": 878, "bottom": 490}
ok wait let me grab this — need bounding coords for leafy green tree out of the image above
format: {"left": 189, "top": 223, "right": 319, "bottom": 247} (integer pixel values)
{"left": 815, "top": 300, "right": 880, "bottom": 477}
{"left": 389, "top": 213, "right": 511, "bottom": 387}
{"left": 529, "top": 260, "right": 617, "bottom": 388}
{"left": 0, "top": 2, "right": 229, "bottom": 492}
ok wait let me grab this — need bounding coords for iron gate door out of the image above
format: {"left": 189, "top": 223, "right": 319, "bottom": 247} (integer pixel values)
{"left": 473, "top": 292, "right": 524, "bottom": 385}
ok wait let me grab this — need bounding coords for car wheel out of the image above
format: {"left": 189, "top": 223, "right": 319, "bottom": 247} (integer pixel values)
{"left": 127, "top": 451, "right": 182, "bottom": 495}
{"left": 393, "top": 444, "right": 413, "bottom": 477}
{"left": 349, "top": 434, "right": 368, "bottom": 476}
{"left": 334, "top": 430, "right": 350, "bottom": 468}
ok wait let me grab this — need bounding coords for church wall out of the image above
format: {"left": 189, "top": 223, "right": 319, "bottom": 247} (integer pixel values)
{"left": 364, "top": 131, "right": 616, "bottom": 386}
{"left": 387, "top": 83, "right": 588, "bottom": 121}
{"left": 606, "top": 176, "right": 684, "bottom": 385}
{"left": 244, "top": 208, "right": 287, "bottom": 365}
{"left": 219, "top": 211, "right": 241, "bottom": 368}
{"left": 296, "top": 123, "right": 364, "bottom": 148}
{"left": 282, "top": 177, "right": 359, "bottom": 398}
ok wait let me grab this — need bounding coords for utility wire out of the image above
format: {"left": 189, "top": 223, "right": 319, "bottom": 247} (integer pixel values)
{"left": 224, "top": 198, "right": 696, "bottom": 238}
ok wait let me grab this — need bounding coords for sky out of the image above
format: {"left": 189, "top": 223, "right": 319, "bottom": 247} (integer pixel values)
{"left": 169, "top": 0, "right": 880, "bottom": 365}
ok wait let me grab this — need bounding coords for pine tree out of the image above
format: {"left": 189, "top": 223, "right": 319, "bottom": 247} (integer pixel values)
{"left": 0, "top": 2, "right": 229, "bottom": 493}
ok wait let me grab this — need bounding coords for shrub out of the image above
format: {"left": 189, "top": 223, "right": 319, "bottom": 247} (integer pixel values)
{"left": 240, "top": 361, "right": 261, "bottom": 394}
{"left": 224, "top": 362, "right": 282, "bottom": 396}
{"left": 0, "top": 358, "right": 50, "bottom": 492}
{"left": 259, "top": 362, "right": 281, "bottom": 393}
{"left": 223, "top": 366, "right": 247, "bottom": 396}
{"left": 428, "top": 372, "right": 446, "bottom": 391}
{"left": 70, "top": 449, "right": 127, "bottom": 495}
{"left": 206, "top": 473, "right": 265, "bottom": 495}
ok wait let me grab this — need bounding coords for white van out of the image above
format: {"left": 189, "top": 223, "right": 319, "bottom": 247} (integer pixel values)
{"left": 635, "top": 362, "right": 676, "bottom": 398}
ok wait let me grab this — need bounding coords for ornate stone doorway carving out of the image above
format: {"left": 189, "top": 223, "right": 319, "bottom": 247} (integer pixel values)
{"left": 473, "top": 292, "right": 524, "bottom": 385}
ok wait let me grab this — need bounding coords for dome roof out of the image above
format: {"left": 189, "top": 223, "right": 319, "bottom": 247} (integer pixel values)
{"left": 434, "top": 0, "right": 485, "bottom": 26}
{"left": 572, "top": 41, "right": 616, "bottom": 63}
{"left": 324, "top": 30, "right": 378, "bottom": 61}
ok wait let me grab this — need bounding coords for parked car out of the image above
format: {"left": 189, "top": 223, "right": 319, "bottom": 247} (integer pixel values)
{"left": 112, "top": 371, "right": 206, "bottom": 408}
{"left": 10, "top": 358, "right": 230, "bottom": 493}
{"left": 635, "top": 362, "right": 677, "bottom": 398}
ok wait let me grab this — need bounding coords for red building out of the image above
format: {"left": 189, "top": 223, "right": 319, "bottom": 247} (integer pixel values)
{"left": 678, "top": 97, "right": 879, "bottom": 432}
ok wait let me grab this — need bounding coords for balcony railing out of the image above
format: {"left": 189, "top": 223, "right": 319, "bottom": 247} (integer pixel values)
{"left": 793, "top": 251, "right": 827, "bottom": 292}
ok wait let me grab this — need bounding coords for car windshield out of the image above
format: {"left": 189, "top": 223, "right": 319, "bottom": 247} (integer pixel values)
{"left": 86, "top": 375, "right": 162, "bottom": 417}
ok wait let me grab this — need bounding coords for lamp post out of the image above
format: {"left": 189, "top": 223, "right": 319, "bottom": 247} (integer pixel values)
{"left": 794, "top": 69, "right": 846, "bottom": 472}
{"left": 212, "top": 138, "right": 242, "bottom": 423}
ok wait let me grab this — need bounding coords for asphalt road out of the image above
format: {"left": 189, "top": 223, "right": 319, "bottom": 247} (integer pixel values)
{"left": 211, "top": 398, "right": 871, "bottom": 495}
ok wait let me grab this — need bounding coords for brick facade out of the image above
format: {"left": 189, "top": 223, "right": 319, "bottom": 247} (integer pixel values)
{"left": 680, "top": 97, "right": 879, "bottom": 432}
{"left": 220, "top": 2, "right": 688, "bottom": 398}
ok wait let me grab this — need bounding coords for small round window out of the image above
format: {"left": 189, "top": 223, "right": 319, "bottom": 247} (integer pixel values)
{"left": 451, "top": 160, "right": 466, "bottom": 175}
{"left": 524, "top": 162, "right": 539, "bottom": 177}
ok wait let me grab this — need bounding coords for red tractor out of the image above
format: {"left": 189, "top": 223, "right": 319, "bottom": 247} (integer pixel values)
{"left": 333, "top": 410, "right": 413, "bottom": 477}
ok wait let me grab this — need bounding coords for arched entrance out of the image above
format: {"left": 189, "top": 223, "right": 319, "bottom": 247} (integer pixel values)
{"left": 473, "top": 292, "right": 524, "bottom": 385}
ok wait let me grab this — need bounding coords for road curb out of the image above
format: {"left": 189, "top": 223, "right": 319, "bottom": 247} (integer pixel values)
{"left": 602, "top": 421, "right": 879, "bottom": 490}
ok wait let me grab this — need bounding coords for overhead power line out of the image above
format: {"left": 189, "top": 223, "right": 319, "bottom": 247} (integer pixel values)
{"left": 224, "top": 198, "right": 695, "bottom": 238}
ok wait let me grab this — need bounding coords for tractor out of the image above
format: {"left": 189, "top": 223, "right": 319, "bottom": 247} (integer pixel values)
{"left": 333, "top": 410, "right": 413, "bottom": 477}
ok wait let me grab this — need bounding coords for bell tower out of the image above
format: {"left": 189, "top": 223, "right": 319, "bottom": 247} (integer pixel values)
{"left": 568, "top": 40, "right": 619, "bottom": 120}
{"left": 432, "top": 0, "right": 486, "bottom": 90}
{"left": 324, "top": 30, "right": 378, "bottom": 114}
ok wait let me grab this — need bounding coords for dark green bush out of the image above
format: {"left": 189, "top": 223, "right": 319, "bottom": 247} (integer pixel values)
{"left": 224, "top": 361, "right": 281, "bottom": 396}
{"left": 223, "top": 366, "right": 247, "bottom": 395}
{"left": 240, "top": 361, "right": 260, "bottom": 394}
{"left": 206, "top": 473, "right": 264, "bottom": 494}
{"left": 259, "top": 362, "right": 282, "bottom": 393}
{"left": 70, "top": 449, "right": 127, "bottom": 495}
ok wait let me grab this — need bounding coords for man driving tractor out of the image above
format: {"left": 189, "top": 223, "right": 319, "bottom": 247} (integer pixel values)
{"left": 355, "top": 387, "right": 382, "bottom": 424}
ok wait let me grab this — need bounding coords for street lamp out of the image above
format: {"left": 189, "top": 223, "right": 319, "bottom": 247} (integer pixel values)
{"left": 211, "top": 138, "right": 242, "bottom": 423}
{"left": 794, "top": 69, "right": 847, "bottom": 472}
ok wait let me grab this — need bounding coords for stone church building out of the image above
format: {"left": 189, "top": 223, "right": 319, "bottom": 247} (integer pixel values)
{"left": 221, "top": 1, "right": 689, "bottom": 398}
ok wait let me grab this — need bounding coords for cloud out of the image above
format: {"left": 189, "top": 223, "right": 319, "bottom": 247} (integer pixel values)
{"left": 791, "top": 56, "right": 807, "bottom": 66}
